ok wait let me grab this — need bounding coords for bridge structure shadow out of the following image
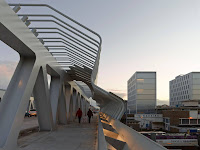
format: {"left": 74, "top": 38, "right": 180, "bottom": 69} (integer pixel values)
{"left": 18, "top": 115, "right": 98, "bottom": 150}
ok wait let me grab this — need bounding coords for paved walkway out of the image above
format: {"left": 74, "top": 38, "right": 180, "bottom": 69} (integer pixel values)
{"left": 21, "top": 117, "right": 38, "bottom": 130}
{"left": 18, "top": 115, "right": 98, "bottom": 150}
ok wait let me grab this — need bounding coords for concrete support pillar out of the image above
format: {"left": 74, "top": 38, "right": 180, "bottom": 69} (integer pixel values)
{"left": 72, "top": 90, "right": 78, "bottom": 120}
{"left": 57, "top": 84, "right": 67, "bottom": 125}
{"left": 49, "top": 76, "right": 61, "bottom": 127}
{"left": 84, "top": 100, "right": 87, "bottom": 116}
{"left": 34, "top": 67, "right": 54, "bottom": 131}
{"left": 69, "top": 95, "right": 74, "bottom": 122}
{"left": 0, "top": 57, "right": 39, "bottom": 149}
{"left": 64, "top": 84, "right": 72, "bottom": 122}
{"left": 81, "top": 97, "right": 85, "bottom": 116}
{"left": 86, "top": 102, "right": 90, "bottom": 112}
{"left": 77, "top": 93, "right": 81, "bottom": 109}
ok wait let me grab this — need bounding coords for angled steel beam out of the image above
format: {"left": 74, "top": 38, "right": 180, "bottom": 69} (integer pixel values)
{"left": 9, "top": 3, "right": 102, "bottom": 46}
{"left": 47, "top": 46, "right": 94, "bottom": 65}
{"left": 18, "top": 14, "right": 99, "bottom": 47}
{"left": 48, "top": 48, "right": 94, "bottom": 68}
{"left": 70, "top": 69, "right": 91, "bottom": 80}
{"left": 33, "top": 29, "right": 96, "bottom": 54}
{"left": 72, "top": 65, "right": 91, "bottom": 77}
{"left": 41, "top": 38, "right": 96, "bottom": 60}
{"left": 39, "top": 37, "right": 96, "bottom": 59}
{"left": 48, "top": 47, "right": 94, "bottom": 65}
{"left": 74, "top": 73, "right": 91, "bottom": 82}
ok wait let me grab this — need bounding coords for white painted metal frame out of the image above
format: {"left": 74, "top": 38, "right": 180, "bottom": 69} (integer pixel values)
{"left": 0, "top": 1, "right": 125, "bottom": 150}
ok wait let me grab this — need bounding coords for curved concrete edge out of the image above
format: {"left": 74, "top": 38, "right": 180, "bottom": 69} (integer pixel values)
{"left": 97, "top": 116, "right": 108, "bottom": 150}
{"left": 101, "top": 113, "right": 168, "bottom": 150}
{"left": 91, "top": 83, "right": 126, "bottom": 120}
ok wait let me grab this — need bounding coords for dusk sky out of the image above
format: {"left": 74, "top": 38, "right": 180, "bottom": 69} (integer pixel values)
{"left": 1, "top": 0, "right": 200, "bottom": 105}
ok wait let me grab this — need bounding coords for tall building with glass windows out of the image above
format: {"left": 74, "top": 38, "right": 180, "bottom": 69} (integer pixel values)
{"left": 127, "top": 72, "right": 156, "bottom": 114}
{"left": 170, "top": 72, "right": 200, "bottom": 107}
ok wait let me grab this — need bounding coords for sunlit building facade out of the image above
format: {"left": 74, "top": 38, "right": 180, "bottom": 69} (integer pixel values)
{"left": 127, "top": 72, "right": 156, "bottom": 113}
{"left": 170, "top": 72, "right": 200, "bottom": 107}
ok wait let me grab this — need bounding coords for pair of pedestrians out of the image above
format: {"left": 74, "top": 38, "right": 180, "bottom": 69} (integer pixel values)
{"left": 76, "top": 108, "right": 93, "bottom": 123}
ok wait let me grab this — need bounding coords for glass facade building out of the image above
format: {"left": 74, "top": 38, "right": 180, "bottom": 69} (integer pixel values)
{"left": 127, "top": 72, "right": 156, "bottom": 113}
{"left": 170, "top": 72, "right": 200, "bottom": 107}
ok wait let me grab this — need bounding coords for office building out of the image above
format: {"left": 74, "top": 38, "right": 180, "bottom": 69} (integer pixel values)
{"left": 169, "top": 72, "right": 200, "bottom": 107}
{"left": 127, "top": 72, "right": 156, "bottom": 113}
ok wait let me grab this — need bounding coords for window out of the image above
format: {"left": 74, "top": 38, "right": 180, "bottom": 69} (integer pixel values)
{"left": 182, "top": 119, "right": 189, "bottom": 124}
{"left": 190, "top": 119, "right": 197, "bottom": 124}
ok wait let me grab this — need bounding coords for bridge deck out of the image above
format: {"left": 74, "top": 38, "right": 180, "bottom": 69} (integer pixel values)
{"left": 18, "top": 115, "right": 98, "bottom": 150}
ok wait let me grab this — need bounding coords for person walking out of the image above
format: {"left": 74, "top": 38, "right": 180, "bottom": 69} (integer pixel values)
{"left": 76, "top": 108, "right": 82, "bottom": 123}
{"left": 87, "top": 108, "right": 93, "bottom": 123}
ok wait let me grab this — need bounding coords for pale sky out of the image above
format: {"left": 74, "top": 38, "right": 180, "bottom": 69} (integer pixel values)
{"left": 1, "top": 0, "right": 200, "bottom": 104}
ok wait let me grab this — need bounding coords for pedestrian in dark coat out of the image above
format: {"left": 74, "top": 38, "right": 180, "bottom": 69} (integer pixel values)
{"left": 76, "top": 108, "right": 82, "bottom": 123}
{"left": 87, "top": 109, "right": 93, "bottom": 123}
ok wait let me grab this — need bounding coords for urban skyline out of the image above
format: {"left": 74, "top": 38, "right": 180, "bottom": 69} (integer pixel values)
{"left": 1, "top": 1, "right": 199, "bottom": 149}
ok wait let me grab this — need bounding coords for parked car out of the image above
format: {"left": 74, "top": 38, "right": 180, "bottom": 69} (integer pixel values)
{"left": 29, "top": 109, "right": 37, "bottom": 117}
{"left": 25, "top": 111, "right": 30, "bottom": 117}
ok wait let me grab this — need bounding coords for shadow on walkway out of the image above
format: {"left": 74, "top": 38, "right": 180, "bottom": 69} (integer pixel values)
{"left": 18, "top": 115, "right": 98, "bottom": 150}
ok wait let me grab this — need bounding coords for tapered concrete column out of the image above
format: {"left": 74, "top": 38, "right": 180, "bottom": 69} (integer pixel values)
{"left": 64, "top": 84, "right": 72, "bottom": 122}
{"left": 49, "top": 76, "right": 61, "bottom": 127}
{"left": 81, "top": 97, "right": 85, "bottom": 116}
{"left": 86, "top": 102, "right": 90, "bottom": 112}
{"left": 85, "top": 100, "right": 88, "bottom": 116}
{"left": 77, "top": 93, "right": 81, "bottom": 109}
{"left": 69, "top": 95, "right": 74, "bottom": 122}
{"left": 72, "top": 89, "right": 78, "bottom": 120}
{"left": 0, "top": 57, "right": 38, "bottom": 150}
{"left": 58, "top": 84, "right": 67, "bottom": 125}
{"left": 34, "top": 67, "right": 54, "bottom": 131}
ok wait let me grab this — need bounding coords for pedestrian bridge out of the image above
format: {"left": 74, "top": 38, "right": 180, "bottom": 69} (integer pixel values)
{"left": 0, "top": 1, "right": 167, "bottom": 149}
